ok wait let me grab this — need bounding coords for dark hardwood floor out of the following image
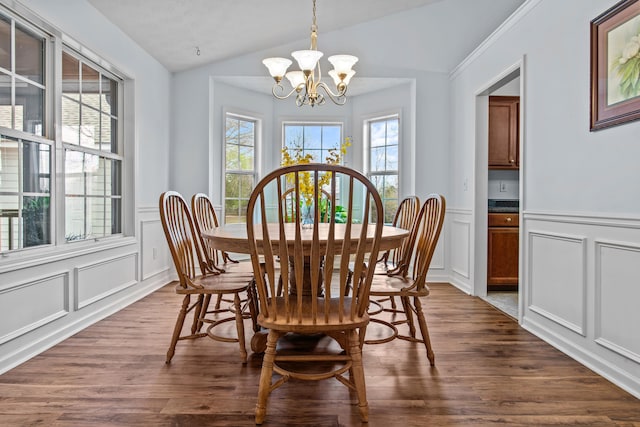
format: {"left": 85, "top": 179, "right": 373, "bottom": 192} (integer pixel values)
{"left": 0, "top": 282, "right": 638, "bottom": 426}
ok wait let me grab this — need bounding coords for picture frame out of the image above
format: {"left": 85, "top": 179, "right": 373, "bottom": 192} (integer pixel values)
{"left": 591, "top": 0, "right": 640, "bottom": 131}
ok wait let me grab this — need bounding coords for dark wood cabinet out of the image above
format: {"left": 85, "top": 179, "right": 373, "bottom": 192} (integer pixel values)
{"left": 488, "top": 96, "right": 519, "bottom": 169}
{"left": 487, "top": 213, "right": 519, "bottom": 290}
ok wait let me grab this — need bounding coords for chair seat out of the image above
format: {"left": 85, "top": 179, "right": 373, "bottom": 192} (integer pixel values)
{"left": 257, "top": 297, "right": 369, "bottom": 332}
{"left": 174, "top": 274, "right": 253, "bottom": 295}
{"left": 369, "top": 275, "right": 430, "bottom": 297}
{"left": 214, "top": 260, "right": 256, "bottom": 275}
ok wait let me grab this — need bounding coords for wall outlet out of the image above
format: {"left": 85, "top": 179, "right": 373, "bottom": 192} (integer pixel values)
{"left": 499, "top": 181, "right": 507, "bottom": 192}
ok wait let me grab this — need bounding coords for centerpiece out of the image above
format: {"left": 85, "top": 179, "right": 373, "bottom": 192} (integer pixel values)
{"left": 281, "top": 137, "right": 351, "bottom": 225}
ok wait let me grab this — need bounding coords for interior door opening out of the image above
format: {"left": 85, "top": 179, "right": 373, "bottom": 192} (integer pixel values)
{"left": 473, "top": 62, "right": 522, "bottom": 322}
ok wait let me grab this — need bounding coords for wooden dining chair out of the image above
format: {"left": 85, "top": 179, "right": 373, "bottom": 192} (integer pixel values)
{"left": 191, "top": 193, "right": 247, "bottom": 273}
{"left": 371, "top": 195, "right": 421, "bottom": 311}
{"left": 159, "top": 191, "right": 255, "bottom": 363}
{"left": 377, "top": 195, "right": 421, "bottom": 276}
{"left": 364, "top": 194, "right": 445, "bottom": 366}
{"left": 276, "top": 187, "right": 337, "bottom": 296}
{"left": 191, "top": 193, "right": 259, "bottom": 332}
{"left": 246, "top": 164, "right": 384, "bottom": 424}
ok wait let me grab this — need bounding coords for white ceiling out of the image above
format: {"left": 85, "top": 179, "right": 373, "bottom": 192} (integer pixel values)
{"left": 86, "top": 0, "right": 522, "bottom": 73}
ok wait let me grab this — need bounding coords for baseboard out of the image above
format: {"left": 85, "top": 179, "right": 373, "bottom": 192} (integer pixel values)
{"left": 522, "top": 316, "right": 640, "bottom": 400}
{"left": 0, "top": 272, "right": 172, "bottom": 375}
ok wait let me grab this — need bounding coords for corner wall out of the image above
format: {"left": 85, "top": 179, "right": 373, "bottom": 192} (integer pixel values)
{"left": 0, "top": 0, "right": 174, "bottom": 374}
{"left": 449, "top": 0, "right": 640, "bottom": 398}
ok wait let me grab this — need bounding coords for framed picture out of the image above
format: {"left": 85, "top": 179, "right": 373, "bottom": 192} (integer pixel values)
{"left": 591, "top": 0, "right": 640, "bottom": 130}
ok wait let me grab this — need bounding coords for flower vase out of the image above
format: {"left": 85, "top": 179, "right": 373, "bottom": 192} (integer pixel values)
{"left": 301, "top": 203, "right": 314, "bottom": 228}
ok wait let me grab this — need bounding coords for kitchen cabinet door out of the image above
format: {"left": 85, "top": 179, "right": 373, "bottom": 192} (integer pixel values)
{"left": 488, "top": 96, "right": 519, "bottom": 169}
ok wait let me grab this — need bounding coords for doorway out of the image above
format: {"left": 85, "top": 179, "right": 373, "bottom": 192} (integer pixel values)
{"left": 473, "top": 60, "right": 523, "bottom": 321}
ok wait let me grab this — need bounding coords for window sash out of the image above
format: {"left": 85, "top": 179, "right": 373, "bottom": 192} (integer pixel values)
{"left": 367, "top": 116, "right": 400, "bottom": 223}
{"left": 224, "top": 114, "right": 257, "bottom": 224}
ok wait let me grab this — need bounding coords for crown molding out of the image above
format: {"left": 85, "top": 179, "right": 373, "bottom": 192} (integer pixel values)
{"left": 449, "top": 0, "right": 542, "bottom": 80}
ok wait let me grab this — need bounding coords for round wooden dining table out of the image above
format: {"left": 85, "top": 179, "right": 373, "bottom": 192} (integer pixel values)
{"left": 202, "top": 222, "right": 410, "bottom": 353}
{"left": 202, "top": 222, "right": 410, "bottom": 256}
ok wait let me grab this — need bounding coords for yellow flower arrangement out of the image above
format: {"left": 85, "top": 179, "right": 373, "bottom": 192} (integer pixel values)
{"left": 281, "top": 137, "right": 351, "bottom": 207}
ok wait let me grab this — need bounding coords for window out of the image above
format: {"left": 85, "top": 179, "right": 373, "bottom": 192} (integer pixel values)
{"left": 0, "top": 13, "right": 50, "bottom": 251}
{"left": 224, "top": 114, "right": 256, "bottom": 224}
{"left": 0, "top": 6, "right": 125, "bottom": 254}
{"left": 283, "top": 123, "right": 342, "bottom": 163}
{"left": 367, "top": 116, "right": 399, "bottom": 223}
{"left": 61, "top": 51, "right": 122, "bottom": 241}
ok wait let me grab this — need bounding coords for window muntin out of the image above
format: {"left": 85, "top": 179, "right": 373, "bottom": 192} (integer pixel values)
{"left": 283, "top": 123, "right": 342, "bottom": 163}
{"left": 0, "top": 11, "right": 50, "bottom": 252}
{"left": 62, "top": 50, "right": 122, "bottom": 241}
{"left": 0, "top": 135, "right": 51, "bottom": 251}
{"left": 0, "top": 7, "right": 126, "bottom": 254}
{"left": 0, "top": 13, "right": 45, "bottom": 136}
{"left": 224, "top": 114, "right": 256, "bottom": 224}
{"left": 368, "top": 116, "right": 399, "bottom": 223}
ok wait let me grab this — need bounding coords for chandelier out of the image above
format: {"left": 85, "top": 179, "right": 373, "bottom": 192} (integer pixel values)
{"left": 262, "top": 0, "right": 358, "bottom": 107}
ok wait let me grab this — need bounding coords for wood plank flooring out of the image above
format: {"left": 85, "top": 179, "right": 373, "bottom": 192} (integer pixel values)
{"left": 0, "top": 282, "right": 639, "bottom": 426}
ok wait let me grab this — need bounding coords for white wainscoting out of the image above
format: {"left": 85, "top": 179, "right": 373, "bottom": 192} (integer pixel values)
{"left": 522, "top": 210, "right": 640, "bottom": 399}
{"left": 0, "top": 271, "right": 69, "bottom": 345}
{"left": 595, "top": 239, "right": 640, "bottom": 364}
{"left": 0, "top": 206, "right": 174, "bottom": 375}
{"left": 141, "top": 219, "right": 171, "bottom": 280}
{"left": 447, "top": 208, "right": 472, "bottom": 293}
{"left": 527, "top": 231, "right": 587, "bottom": 336}
{"left": 74, "top": 252, "right": 138, "bottom": 310}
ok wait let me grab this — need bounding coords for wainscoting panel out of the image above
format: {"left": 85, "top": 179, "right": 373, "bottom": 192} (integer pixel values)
{"left": 141, "top": 219, "right": 170, "bottom": 280}
{"left": 522, "top": 211, "right": 640, "bottom": 398}
{"left": 450, "top": 218, "right": 471, "bottom": 279}
{"left": 595, "top": 240, "right": 640, "bottom": 363}
{"left": 74, "top": 253, "right": 138, "bottom": 310}
{"left": 528, "top": 231, "right": 586, "bottom": 336}
{"left": 0, "top": 271, "right": 69, "bottom": 344}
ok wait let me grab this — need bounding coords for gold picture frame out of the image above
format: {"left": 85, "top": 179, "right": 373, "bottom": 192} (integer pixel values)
{"left": 591, "top": 0, "right": 640, "bottom": 130}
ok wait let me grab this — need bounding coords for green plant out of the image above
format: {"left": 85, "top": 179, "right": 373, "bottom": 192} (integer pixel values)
{"left": 281, "top": 137, "right": 351, "bottom": 223}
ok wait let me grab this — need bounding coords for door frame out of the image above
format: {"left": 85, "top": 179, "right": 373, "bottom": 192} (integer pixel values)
{"left": 472, "top": 57, "right": 525, "bottom": 322}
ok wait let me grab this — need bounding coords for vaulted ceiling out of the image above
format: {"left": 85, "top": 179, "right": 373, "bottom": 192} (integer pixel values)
{"left": 87, "top": 0, "right": 525, "bottom": 73}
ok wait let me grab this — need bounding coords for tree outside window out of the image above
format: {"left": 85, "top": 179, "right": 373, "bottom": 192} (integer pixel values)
{"left": 224, "top": 114, "right": 256, "bottom": 224}
{"left": 368, "top": 116, "right": 399, "bottom": 223}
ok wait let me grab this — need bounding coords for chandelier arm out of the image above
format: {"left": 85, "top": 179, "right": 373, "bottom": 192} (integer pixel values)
{"left": 316, "top": 81, "right": 347, "bottom": 105}
{"left": 272, "top": 83, "right": 304, "bottom": 100}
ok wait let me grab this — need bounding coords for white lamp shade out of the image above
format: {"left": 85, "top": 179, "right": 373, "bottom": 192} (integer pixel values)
{"left": 291, "top": 50, "right": 323, "bottom": 71}
{"left": 329, "top": 69, "right": 355, "bottom": 86}
{"left": 285, "top": 71, "right": 306, "bottom": 89}
{"left": 327, "top": 55, "right": 358, "bottom": 74}
{"left": 262, "top": 57, "right": 292, "bottom": 78}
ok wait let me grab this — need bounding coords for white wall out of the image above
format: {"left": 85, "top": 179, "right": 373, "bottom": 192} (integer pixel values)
{"left": 449, "top": 0, "right": 640, "bottom": 398}
{"left": 0, "top": 0, "right": 173, "bottom": 374}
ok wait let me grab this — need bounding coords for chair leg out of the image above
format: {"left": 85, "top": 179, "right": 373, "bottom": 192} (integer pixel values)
{"left": 194, "top": 294, "right": 210, "bottom": 333}
{"left": 166, "top": 295, "right": 190, "bottom": 364}
{"left": 214, "top": 294, "right": 223, "bottom": 310}
{"left": 347, "top": 329, "right": 369, "bottom": 422}
{"left": 233, "top": 293, "right": 248, "bottom": 363}
{"left": 247, "top": 280, "right": 260, "bottom": 332}
{"left": 255, "top": 329, "right": 279, "bottom": 425}
{"left": 390, "top": 295, "right": 397, "bottom": 310}
{"left": 401, "top": 296, "right": 417, "bottom": 338}
{"left": 190, "top": 294, "right": 204, "bottom": 335}
{"left": 413, "top": 296, "right": 435, "bottom": 366}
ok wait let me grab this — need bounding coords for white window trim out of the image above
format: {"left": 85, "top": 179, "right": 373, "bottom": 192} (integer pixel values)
{"left": 221, "top": 109, "right": 261, "bottom": 224}
{"left": 281, "top": 120, "right": 345, "bottom": 161}
{"left": 0, "top": 2, "right": 135, "bottom": 268}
